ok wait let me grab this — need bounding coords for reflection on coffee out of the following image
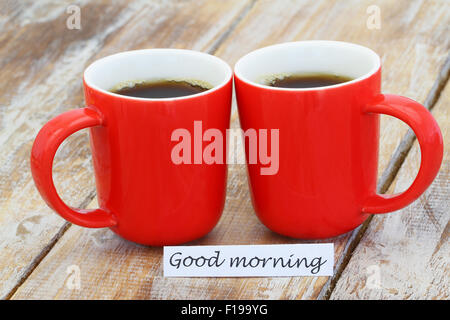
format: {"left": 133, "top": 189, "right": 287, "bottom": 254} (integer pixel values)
{"left": 268, "top": 73, "right": 353, "bottom": 89}
{"left": 111, "top": 80, "right": 212, "bottom": 98}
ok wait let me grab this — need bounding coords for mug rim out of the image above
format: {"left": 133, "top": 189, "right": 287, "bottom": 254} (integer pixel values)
{"left": 83, "top": 48, "right": 233, "bottom": 102}
{"left": 233, "top": 40, "right": 381, "bottom": 92}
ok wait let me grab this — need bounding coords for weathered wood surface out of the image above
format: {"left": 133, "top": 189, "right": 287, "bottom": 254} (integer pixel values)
{"left": 0, "top": 0, "right": 448, "bottom": 299}
{"left": 0, "top": 0, "right": 253, "bottom": 299}
{"left": 330, "top": 82, "right": 450, "bottom": 300}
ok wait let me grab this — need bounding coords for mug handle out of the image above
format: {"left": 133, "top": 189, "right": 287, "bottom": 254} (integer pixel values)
{"left": 30, "top": 107, "right": 118, "bottom": 228}
{"left": 362, "top": 94, "right": 443, "bottom": 214}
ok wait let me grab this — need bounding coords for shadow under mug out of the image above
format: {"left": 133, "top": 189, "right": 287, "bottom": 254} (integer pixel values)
{"left": 31, "top": 49, "right": 233, "bottom": 245}
{"left": 234, "top": 41, "right": 443, "bottom": 239}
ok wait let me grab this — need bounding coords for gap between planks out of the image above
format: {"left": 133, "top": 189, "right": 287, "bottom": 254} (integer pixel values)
{"left": 321, "top": 53, "right": 450, "bottom": 300}
{"left": 2, "top": 192, "right": 95, "bottom": 300}
{"left": 207, "top": 0, "right": 257, "bottom": 55}
{"left": 2, "top": 0, "right": 259, "bottom": 301}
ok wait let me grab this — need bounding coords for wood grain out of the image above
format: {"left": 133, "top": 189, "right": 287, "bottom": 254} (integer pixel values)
{"left": 8, "top": 0, "right": 449, "bottom": 299}
{"left": 330, "top": 82, "right": 450, "bottom": 300}
{"left": 0, "top": 0, "right": 252, "bottom": 299}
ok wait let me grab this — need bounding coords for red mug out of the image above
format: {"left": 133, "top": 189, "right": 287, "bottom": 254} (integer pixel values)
{"left": 31, "top": 49, "right": 233, "bottom": 245}
{"left": 234, "top": 41, "right": 443, "bottom": 239}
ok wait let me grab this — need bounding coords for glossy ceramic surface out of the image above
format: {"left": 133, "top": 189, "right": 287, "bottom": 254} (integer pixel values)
{"left": 234, "top": 41, "right": 443, "bottom": 239}
{"left": 31, "top": 49, "right": 233, "bottom": 245}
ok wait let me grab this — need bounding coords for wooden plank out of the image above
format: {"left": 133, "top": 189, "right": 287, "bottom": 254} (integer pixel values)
{"left": 9, "top": 0, "right": 449, "bottom": 299}
{"left": 330, "top": 82, "right": 450, "bottom": 300}
{"left": 0, "top": 0, "right": 252, "bottom": 299}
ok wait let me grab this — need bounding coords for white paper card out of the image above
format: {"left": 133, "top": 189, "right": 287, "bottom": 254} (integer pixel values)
{"left": 164, "top": 243, "right": 334, "bottom": 277}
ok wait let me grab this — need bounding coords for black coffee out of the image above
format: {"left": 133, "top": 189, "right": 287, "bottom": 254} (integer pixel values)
{"left": 269, "top": 74, "right": 353, "bottom": 88}
{"left": 111, "top": 80, "right": 211, "bottom": 98}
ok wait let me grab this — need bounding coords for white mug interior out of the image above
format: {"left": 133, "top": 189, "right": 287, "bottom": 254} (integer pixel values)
{"left": 84, "top": 49, "right": 232, "bottom": 100}
{"left": 234, "top": 41, "right": 381, "bottom": 90}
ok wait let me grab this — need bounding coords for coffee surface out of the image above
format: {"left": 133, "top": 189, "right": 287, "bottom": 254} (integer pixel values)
{"left": 112, "top": 80, "right": 210, "bottom": 98}
{"left": 269, "top": 74, "right": 353, "bottom": 88}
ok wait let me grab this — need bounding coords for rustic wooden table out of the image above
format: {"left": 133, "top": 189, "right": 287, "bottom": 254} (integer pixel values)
{"left": 0, "top": 0, "right": 448, "bottom": 300}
